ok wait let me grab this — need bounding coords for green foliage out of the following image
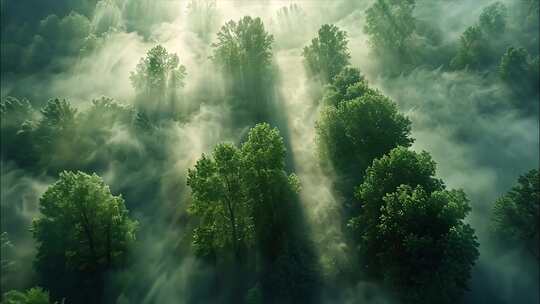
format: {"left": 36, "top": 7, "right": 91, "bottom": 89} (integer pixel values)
{"left": 450, "top": 2, "right": 508, "bottom": 70}
{"left": 302, "top": 24, "right": 350, "bottom": 83}
{"left": 121, "top": 0, "right": 179, "bottom": 37}
{"left": 276, "top": 4, "right": 305, "bottom": 29}
{"left": 322, "top": 67, "right": 373, "bottom": 107}
{"left": 241, "top": 123, "right": 286, "bottom": 172}
{"left": 31, "top": 99, "right": 79, "bottom": 172}
{"left": 0, "top": 96, "right": 141, "bottom": 175}
{"left": 187, "top": 143, "right": 255, "bottom": 258}
{"left": 186, "top": 0, "right": 218, "bottom": 42}
{"left": 350, "top": 147, "right": 443, "bottom": 236}
{"left": 450, "top": 25, "right": 490, "bottom": 70}
{"left": 0, "top": 97, "right": 34, "bottom": 128}
{"left": 478, "top": 2, "right": 507, "bottom": 36}
{"left": 364, "top": 0, "right": 416, "bottom": 55}
{"left": 130, "top": 45, "right": 187, "bottom": 115}
{"left": 498, "top": 47, "right": 539, "bottom": 96}
{"left": 212, "top": 16, "right": 274, "bottom": 123}
{"left": 1, "top": 11, "right": 92, "bottom": 73}
{"left": 32, "top": 171, "right": 137, "bottom": 287}
{"left": 2, "top": 287, "right": 55, "bottom": 304}
{"left": 187, "top": 124, "right": 291, "bottom": 259}
{"left": 274, "top": 4, "right": 307, "bottom": 49}
{"left": 492, "top": 169, "right": 539, "bottom": 259}
{"left": 213, "top": 17, "right": 273, "bottom": 73}
{"left": 80, "top": 97, "right": 134, "bottom": 128}
{"left": 188, "top": 123, "right": 319, "bottom": 303}
{"left": 317, "top": 73, "right": 413, "bottom": 193}
{"left": 0, "top": 97, "right": 37, "bottom": 166}
{"left": 349, "top": 147, "right": 479, "bottom": 303}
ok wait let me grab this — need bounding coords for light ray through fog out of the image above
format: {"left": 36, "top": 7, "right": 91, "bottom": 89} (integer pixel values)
{"left": 1, "top": 1, "right": 538, "bottom": 303}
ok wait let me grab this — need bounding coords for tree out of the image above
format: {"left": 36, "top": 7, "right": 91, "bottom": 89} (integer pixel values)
{"left": 364, "top": 0, "right": 416, "bottom": 57}
{"left": 450, "top": 25, "right": 489, "bottom": 70}
{"left": 187, "top": 143, "right": 254, "bottom": 261}
{"left": 32, "top": 171, "right": 138, "bottom": 303}
{"left": 31, "top": 99, "right": 79, "bottom": 173}
{"left": 186, "top": 0, "right": 218, "bottom": 42}
{"left": 450, "top": 2, "right": 507, "bottom": 70}
{"left": 492, "top": 169, "right": 539, "bottom": 260}
{"left": 478, "top": 1, "right": 507, "bottom": 36}
{"left": 212, "top": 16, "right": 274, "bottom": 124}
{"left": 0, "top": 97, "right": 37, "bottom": 167}
{"left": 24, "top": 12, "right": 92, "bottom": 72}
{"left": 130, "top": 45, "right": 186, "bottom": 116}
{"left": 187, "top": 123, "right": 319, "bottom": 303}
{"left": 302, "top": 24, "right": 350, "bottom": 83}
{"left": 2, "top": 287, "right": 55, "bottom": 304}
{"left": 322, "top": 67, "right": 374, "bottom": 107}
{"left": 187, "top": 123, "right": 295, "bottom": 262}
{"left": 316, "top": 81, "right": 413, "bottom": 201}
{"left": 240, "top": 123, "right": 319, "bottom": 304}
{"left": 499, "top": 47, "right": 539, "bottom": 97}
{"left": 274, "top": 4, "right": 307, "bottom": 49}
{"left": 349, "top": 147, "right": 479, "bottom": 303}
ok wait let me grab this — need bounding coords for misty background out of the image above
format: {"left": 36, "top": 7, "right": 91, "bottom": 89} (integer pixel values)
{"left": 1, "top": 0, "right": 538, "bottom": 303}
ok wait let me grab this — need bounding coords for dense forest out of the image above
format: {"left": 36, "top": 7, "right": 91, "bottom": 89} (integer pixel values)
{"left": 0, "top": 0, "right": 538, "bottom": 303}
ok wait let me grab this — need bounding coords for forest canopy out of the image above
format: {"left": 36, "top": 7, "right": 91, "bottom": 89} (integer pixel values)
{"left": 0, "top": 1, "right": 538, "bottom": 304}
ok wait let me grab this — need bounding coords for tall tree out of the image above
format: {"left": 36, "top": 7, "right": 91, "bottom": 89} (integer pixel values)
{"left": 492, "top": 169, "right": 539, "bottom": 260}
{"left": 212, "top": 16, "right": 274, "bottom": 124}
{"left": 32, "top": 171, "right": 138, "bottom": 303}
{"left": 186, "top": 0, "right": 218, "bottom": 42}
{"left": 316, "top": 69, "right": 413, "bottom": 206}
{"left": 274, "top": 4, "right": 307, "bottom": 49}
{"left": 450, "top": 2, "right": 507, "bottom": 70}
{"left": 187, "top": 123, "right": 319, "bottom": 303}
{"left": 187, "top": 143, "right": 254, "bottom": 261}
{"left": 0, "top": 97, "right": 37, "bottom": 167}
{"left": 478, "top": 1, "right": 507, "bottom": 36}
{"left": 32, "top": 99, "right": 79, "bottom": 173}
{"left": 450, "top": 25, "right": 490, "bottom": 70}
{"left": 499, "top": 46, "right": 539, "bottom": 97}
{"left": 364, "top": 0, "right": 416, "bottom": 58}
{"left": 349, "top": 147, "right": 479, "bottom": 303}
{"left": 130, "top": 45, "right": 187, "bottom": 117}
{"left": 302, "top": 24, "right": 350, "bottom": 83}
{"left": 241, "top": 123, "right": 319, "bottom": 304}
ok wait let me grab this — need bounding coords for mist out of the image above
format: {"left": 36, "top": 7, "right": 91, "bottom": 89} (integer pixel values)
{"left": 1, "top": 0, "right": 538, "bottom": 303}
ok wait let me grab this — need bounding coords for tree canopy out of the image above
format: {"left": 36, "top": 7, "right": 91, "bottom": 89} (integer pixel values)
{"left": 187, "top": 123, "right": 319, "bottom": 303}
{"left": 130, "top": 45, "right": 186, "bottom": 117}
{"left": 492, "top": 169, "right": 539, "bottom": 260}
{"left": 186, "top": 0, "right": 218, "bottom": 42}
{"left": 450, "top": 2, "right": 508, "bottom": 70}
{"left": 302, "top": 24, "right": 350, "bottom": 83}
{"left": 212, "top": 16, "right": 275, "bottom": 124}
{"left": 187, "top": 143, "right": 254, "bottom": 260}
{"left": 316, "top": 68, "right": 413, "bottom": 200}
{"left": 32, "top": 171, "right": 138, "bottom": 302}
{"left": 364, "top": 0, "right": 416, "bottom": 56}
{"left": 478, "top": 1, "right": 507, "bottom": 36}
{"left": 498, "top": 46, "right": 539, "bottom": 97}
{"left": 349, "top": 147, "right": 479, "bottom": 303}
